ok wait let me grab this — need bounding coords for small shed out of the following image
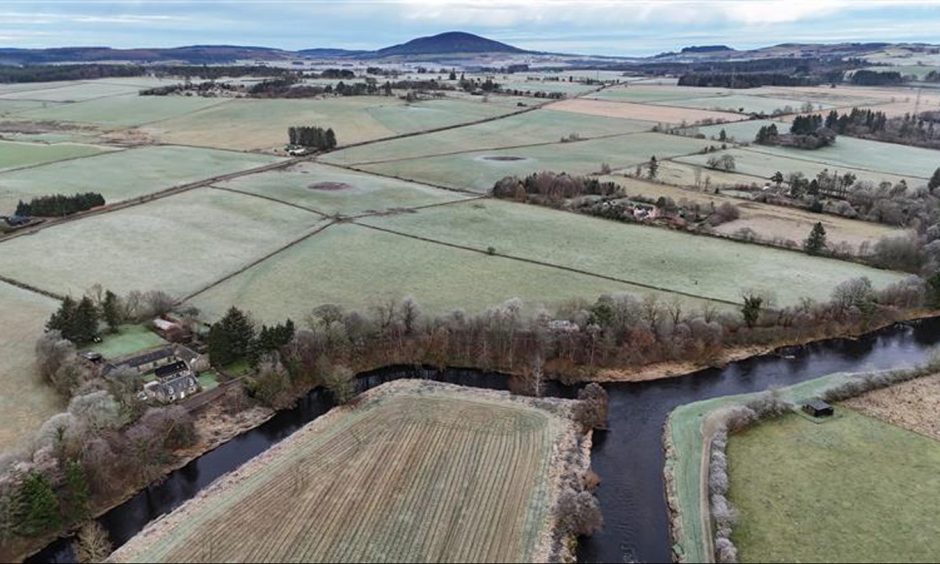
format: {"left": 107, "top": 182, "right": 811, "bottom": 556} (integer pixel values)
{"left": 802, "top": 399, "right": 834, "bottom": 418}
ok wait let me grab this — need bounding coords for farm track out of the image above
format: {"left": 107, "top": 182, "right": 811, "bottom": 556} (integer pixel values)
{"left": 352, "top": 221, "right": 741, "bottom": 307}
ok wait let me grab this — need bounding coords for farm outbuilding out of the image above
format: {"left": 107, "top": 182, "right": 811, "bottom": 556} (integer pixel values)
{"left": 802, "top": 399, "right": 834, "bottom": 418}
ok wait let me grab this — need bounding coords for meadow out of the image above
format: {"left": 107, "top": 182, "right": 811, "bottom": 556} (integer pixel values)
{"left": 728, "top": 409, "right": 940, "bottom": 562}
{"left": 15, "top": 93, "right": 227, "bottom": 128}
{"left": 0, "top": 145, "right": 281, "bottom": 211}
{"left": 147, "top": 95, "right": 521, "bottom": 152}
{"left": 357, "top": 132, "right": 716, "bottom": 192}
{"left": 0, "top": 281, "right": 63, "bottom": 453}
{"left": 358, "top": 199, "right": 906, "bottom": 306}
{"left": 0, "top": 139, "right": 114, "bottom": 172}
{"left": 187, "top": 221, "right": 663, "bottom": 322}
{"left": 676, "top": 148, "right": 917, "bottom": 187}
{"left": 214, "top": 162, "right": 472, "bottom": 216}
{"left": 586, "top": 85, "right": 733, "bottom": 103}
{"left": 321, "top": 108, "right": 653, "bottom": 165}
{"left": 653, "top": 93, "right": 828, "bottom": 115}
{"left": 0, "top": 80, "right": 143, "bottom": 103}
{"left": 112, "top": 381, "right": 575, "bottom": 563}
{"left": 0, "top": 188, "right": 323, "bottom": 298}
{"left": 547, "top": 98, "right": 743, "bottom": 124}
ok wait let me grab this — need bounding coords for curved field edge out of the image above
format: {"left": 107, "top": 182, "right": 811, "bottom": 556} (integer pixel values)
{"left": 662, "top": 369, "right": 908, "bottom": 563}
{"left": 109, "top": 380, "right": 593, "bottom": 563}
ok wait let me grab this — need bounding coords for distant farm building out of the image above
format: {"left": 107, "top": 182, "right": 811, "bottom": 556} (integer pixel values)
{"left": 802, "top": 399, "right": 834, "bottom": 418}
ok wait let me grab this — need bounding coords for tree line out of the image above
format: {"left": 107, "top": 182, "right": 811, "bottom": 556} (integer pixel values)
{"left": 820, "top": 108, "right": 940, "bottom": 150}
{"left": 850, "top": 70, "right": 904, "bottom": 86}
{"left": 755, "top": 115, "right": 836, "bottom": 149}
{"left": 678, "top": 72, "right": 817, "bottom": 88}
{"left": 287, "top": 126, "right": 337, "bottom": 150}
{"left": 15, "top": 192, "right": 104, "bottom": 217}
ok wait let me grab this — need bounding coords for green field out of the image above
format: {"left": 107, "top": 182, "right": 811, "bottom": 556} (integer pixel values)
{"left": 187, "top": 222, "right": 655, "bottom": 322}
{"left": 728, "top": 409, "right": 940, "bottom": 562}
{"left": 0, "top": 145, "right": 282, "bottom": 211}
{"left": 0, "top": 80, "right": 143, "bottom": 102}
{"left": 0, "top": 140, "right": 114, "bottom": 173}
{"left": 744, "top": 136, "right": 940, "bottom": 180}
{"left": 16, "top": 93, "right": 227, "bottom": 128}
{"left": 148, "top": 95, "right": 520, "bottom": 152}
{"left": 587, "top": 85, "right": 731, "bottom": 103}
{"left": 689, "top": 119, "right": 788, "bottom": 142}
{"left": 500, "top": 79, "right": 597, "bottom": 95}
{"left": 215, "top": 162, "right": 471, "bottom": 216}
{"left": 0, "top": 188, "right": 323, "bottom": 298}
{"left": 656, "top": 94, "right": 828, "bottom": 115}
{"left": 676, "top": 147, "right": 917, "bottom": 187}
{"left": 0, "top": 281, "right": 63, "bottom": 453}
{"left": 321, "top": 109, "right": 653, "bottom": 165}
{"left": 358, "top": 132, "right": 716, "bottom": 192}
{"left": 85, "top": 324, "right": 168, "bottom": 359}
{"left": 358, "top": 199, "right": 906, "bottom": 306}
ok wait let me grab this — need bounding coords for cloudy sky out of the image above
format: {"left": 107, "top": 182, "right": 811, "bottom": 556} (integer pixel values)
{"left": 3, "top": 1, "right": 940, "bottom": 56}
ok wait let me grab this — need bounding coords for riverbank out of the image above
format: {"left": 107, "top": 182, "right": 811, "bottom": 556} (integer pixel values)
{"left": 663, "top": 365, "right": 939, "bottom": 563}
{"left": 593, "top": 308, "right": 935, "bottom": 383}
{"left": 8, "top": 402, "right": 273, "bottom": 562}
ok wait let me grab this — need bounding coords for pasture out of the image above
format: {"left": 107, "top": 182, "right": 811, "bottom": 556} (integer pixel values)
{"left": 676, "top": 148, "right": 917, "bottom": 187}
{"left": 15, "top": 93, "right": 226, "bottom": 128}
{"left": 727, "top": 409, "right": 940, "bottom": 562}
{"left": 654, "top": 94, "right": 828, "bottom": 115}
{"left": 0, "top": 281, "right": 63, "bottom": 453}
{"left": 586, "top": 85, "right": 732, "bottom": 103}
{"left": 187, "top": 221, "right": 654, "bottom": 322}
{"left": 214, "top": 162, "right": 471, "bottom": 216}
{"left": 147, "top": 96, "right": 521, "bottom": 152}
{"left": 0, "top": 188, "right": 323, "bottom": 298}
{"left": 86, "top": 324, "right": 168, "bottom": 360}
{"left": 547, "top": 98, "right": 743, "bottom": 124}
{"left": 112, "top": 380, "right": 579, "bottom": 563}
{"left": 0, "top": 145, "right": 281, "bottom": 211}
{"left": 321, "top": 108, "right": 653, "bottom": 165}
{"left": 0, "top": 140, "right": 114, "bottom": 172}
{"left": 357, "top": 132, "right": 716, "bottom": 192}
{"left": 0, "top": 80, "right": 142, "bottom": 103}
{"left": 358, "top": 199, "right": 906, "bottom": 306}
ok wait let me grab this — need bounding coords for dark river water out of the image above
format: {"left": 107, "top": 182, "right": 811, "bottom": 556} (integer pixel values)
{"left": 28, "top": 317, "right": 940, "bottom": 563}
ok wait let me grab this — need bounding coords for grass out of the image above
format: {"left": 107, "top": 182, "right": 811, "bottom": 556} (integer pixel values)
{"left": 656, "top": 94, "right": 830, "bottom": 115}
{"left": 358, "top": 132, "right": 716, "bottom": 193}
{"left": 358, "top": 199, "right": 906, "bottom": 307}
{"left": 187, "top": 222, "right": 656, "bottom": 322}
{"left": 676, "top": 147, "right": 917, "bottom": 187}
{"left": 728, "top": 409, "right": 940, "bottom": 562}
{"left": 214, "top": 162, "right": 471, "bottom": 216}
{"left": 197, "top": 372, "right": 220, "bottom": 391}
{"left": 741, "top": 136, "right": 940, "bottom": 180}
{"left": 147, "top": 96, "right": 519, "bottom": 152}
{"left": 0, "top": 188, "right": 323, "bottom": 298}
{"left": 0, "top": 139, "right": 114, "bottom": 173}
{"left": 321, "top": 108, "right": 653, "bottom": 165}
{"left": 111, "top": 381, "right": 569, "bottom": 563}
{"left": 0, "top": 145, "right": 282, "bottom": 211}
{"left": 85, "top": 325, "right": 167, "bottom": 359}
{"left": 0, "top": 281, "right": 63, "bottom": 453}
{"left": 16, "top": 93, "right": 226, "bottom": 128}
{"left": 586, "top": 85, "right": 732, "bottom": 103}
{"left": 0, "top": 80, "right": 143, "bottom": 103}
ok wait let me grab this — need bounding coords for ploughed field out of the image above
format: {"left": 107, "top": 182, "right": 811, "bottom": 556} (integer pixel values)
{"left": 111, "top": 381, "right": 582, "bottom": 563}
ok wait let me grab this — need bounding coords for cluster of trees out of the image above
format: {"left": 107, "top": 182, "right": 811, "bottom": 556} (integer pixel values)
{"left": 0, "top": 366, "right": 196, "bottom": 544}
{"left": 678, "top": 72, "right": 816, "bottom": 88}
{"left": 139, "top": 81, "right": 237, "bottom": 96}
{"left": 755, "top": 115, "right": 836, "bottom": 149}
{"left": 850, "top": 70, "right": 903, "bottom": 86}
{"left": 927, "top": 70, "right": 940, "bottom": 82}
{"left": 287, "top": 126, "right": 337, "bottom": 150}
{"left": 45, "top": 296, "right": 104, "bottom": 346}
{"left": 207, "top": 307, "right": 295, "bottom": 368}
{"left": 0, "top": 64, "right": 143, "bottom": 83}
{"left": 492, "top": 171, "right": 622, "bottom": 204}
{"left": 15, "top": 192, "right": 104, "bottom": 217}
{"left": 705, "top": 154, "right": 736, "bottom": 172}
{"left": 821, "top": 108, "right": 940, "bottom": 150}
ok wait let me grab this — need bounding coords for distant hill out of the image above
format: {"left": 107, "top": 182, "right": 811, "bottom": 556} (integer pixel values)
{"left": 0, "top": 45, "right": 292, "bottom": 65}
{"left": 680, "top": 45, "right": 733, "bottom": 53}
{"left": 373, "top": 31, "right": 528, "bottom": 57}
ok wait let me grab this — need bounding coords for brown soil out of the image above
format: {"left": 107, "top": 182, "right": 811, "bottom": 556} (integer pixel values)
{"left": 844, "top": 373, "right": 940, "bottom": 441}
{"left": 308, "top": 181, "right": 352, "bottom": 191}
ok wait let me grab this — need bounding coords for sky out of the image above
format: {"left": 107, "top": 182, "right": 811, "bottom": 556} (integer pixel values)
{"left": 2, "top": 1, "right": 940, "bottom": 57}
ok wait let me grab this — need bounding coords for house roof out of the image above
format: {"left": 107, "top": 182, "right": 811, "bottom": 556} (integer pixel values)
{"left": 155, "top": 360, "right": 189, "bottom": 379}
{"left": 119, "top": 346, "right": 176, "bottom": 368}
{"left": 159, "top": 373, "right": 198, "bottom": 396}
{"left": 804, "top": 399, "right": 833, "bottom": 411}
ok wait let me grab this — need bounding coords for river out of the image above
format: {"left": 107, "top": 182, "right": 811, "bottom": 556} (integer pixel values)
{"left": 29, "top": 317, "right": 940, "bottom": 563}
